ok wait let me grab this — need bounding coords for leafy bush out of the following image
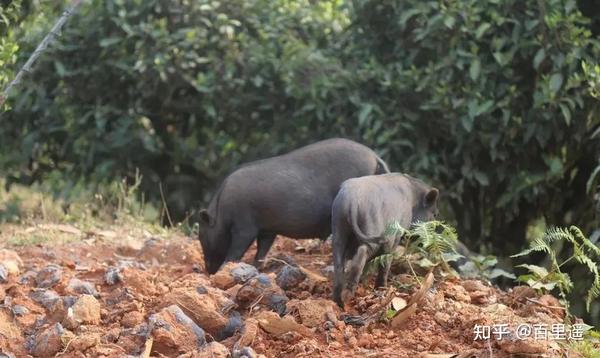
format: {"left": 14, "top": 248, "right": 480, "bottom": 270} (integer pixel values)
{"left": 0, "top": 0, "right": 352, "bottom": 220}
{"left": 0, "top": 0, "right": 23, "bottom": 107}
{"left": 346, "top": 0, "right": 600, "bottom": 252}
{"left": 1, "top": 0, "right": 598, "bottom": 251}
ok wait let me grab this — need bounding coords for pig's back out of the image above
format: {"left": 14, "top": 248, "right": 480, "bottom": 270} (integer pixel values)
{"left": 334, "top": 174, "right": 414, "bottom": 240}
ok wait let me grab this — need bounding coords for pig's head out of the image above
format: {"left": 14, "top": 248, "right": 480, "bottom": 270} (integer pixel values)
{"left": 408, "top": 177, "right": 440, "bottom": 224}
{"left": 198, "top": 209, "right": 227, "bottom": 274}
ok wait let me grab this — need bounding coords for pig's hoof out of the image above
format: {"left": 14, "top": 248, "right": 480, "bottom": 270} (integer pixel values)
{"left": 252, "top": 259, "right": 266, "bottom": 271}
{"left": 341, "top": 287, "right": 355, "bottom": 303}
{"left": 333, "top": 298, "right": 344, "bottom": 309}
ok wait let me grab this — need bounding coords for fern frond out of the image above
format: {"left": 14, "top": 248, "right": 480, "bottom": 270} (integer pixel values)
{"left": 410, "top": 221, "right": 436, "bottom": 247}
{"left": 545, "top": 227, "right": 577, "bottom": 244}
{"left": 511, "top": 235, "right": 553, "bottom": 257}
{"left": 575, "top": 253, "right": 599, "bottom": 277}
{"left": 554, "top": 271, "right": 574, "bottom": 294}
{"left": 409, "top": 221, "right": 459, "bottom": 273}
{"left": 383, "top": 221, "right": 407, "bottom": 238}
{"left": 512, "top": 225, "right": 600, "bottom": 313}
{"left": 373, "top": 252, "right": 397, "bottom": 268}
{"left": 412, "top": 221, "right": 458, "bottom": 252}
{"left": 571, "top": 225, "right": 600, "bottom": 258}
{"left": 586, "top": 276, "right": 600, "bottom": 312}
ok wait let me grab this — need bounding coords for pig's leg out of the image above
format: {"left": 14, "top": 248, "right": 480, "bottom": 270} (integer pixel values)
{"left": 254, "top": 232, "right": 277, "bottom": 268}
{"left": 375, "top": 239, "right": 394, "bottom": 287}
{"left": 346, "top": 244, "right": 375, "bottom": 296}
{"left": 224, "top": 225, "right": 258, "bottom": 263}
{"left": 375, "top": 259, "right": 392, "bottom": 288}
{"left": 332, "top": 227, "right": 349, "bottom": 308}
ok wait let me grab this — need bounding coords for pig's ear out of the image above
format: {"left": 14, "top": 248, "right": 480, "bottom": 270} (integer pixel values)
{"left": 424, "top": 188, "right": 439, "bottom": 207}
{"left": 199, "top": 209, "right": 214, "bottom": 226}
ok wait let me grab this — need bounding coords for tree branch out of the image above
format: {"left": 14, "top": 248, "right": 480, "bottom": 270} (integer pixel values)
{"left": 0, "top": 0, "right": 83, "bottom": 108}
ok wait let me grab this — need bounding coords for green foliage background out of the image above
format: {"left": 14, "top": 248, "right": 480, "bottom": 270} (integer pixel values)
{"left": 0, "top": 0, "right": 598, "bottom": 253}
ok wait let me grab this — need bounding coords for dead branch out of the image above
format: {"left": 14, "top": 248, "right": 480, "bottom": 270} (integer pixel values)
{"left": 0, "top": 0, "right": 83, "bottom": 107}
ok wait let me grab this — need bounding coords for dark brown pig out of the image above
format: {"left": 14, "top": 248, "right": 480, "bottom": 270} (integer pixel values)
{"left": 331, "top": 173, "right": 439, "bottom": 307}
{"left": 199, "top": 138, "right": 390, "bottom": 274}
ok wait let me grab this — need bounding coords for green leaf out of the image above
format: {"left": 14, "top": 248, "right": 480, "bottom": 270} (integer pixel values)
{"left": 559, "top": 103, "right": 571, "bottom": 125}
{"left": 475, "top": 100, "right": 494, "bottom": 116}
{"left": 586, "top": 166, "right": 600, "bottom": 194}
{"left": 544, "top": 156, "right": 563, "bottom": 176}
{"left": 517, "top": 264, "right": 549, "bottom": 277}
{"left": 416, "top": 257, "right": 436, "bottom": 268}
{"left": 399, "top": 9, "right": 421, "bottom": 27}
{"left": 443, "top": 16, "right": 456, "bottom": 29}
{"left": 385, "top": 308, "right": 397, "bottom": 320}
{"left": 475, "top": 23, "right": 491, "bottom": 39}
{"left": 489, "top": 268, "right": 516, "bottom": 280}
{"left": 473, "top": 171, "right": 489, "bottom": 186}
{"left": 493, "top": 52, "right": 504, "bottom": 66}
{"left": 469, "top": 59, "right": 481, "bottom": 81}
{"left": 358, "top": 104, "right": 373, "bottom": 126}
{"left": 533, "top": 48, "right": 546, "bottom": 70}
{"left": 205, "top": 104, "right": 216, "bottom": 118}
{"left": 99, "top": 37, "right": 121, "bottom": 47}
{"left": 549, "top": 73, "right": 564, "bottom": 93}
{"left": 442, "top": 252, "right": 464, "bottom": 262}
{"left": 461, "top": 116, "right": 474, "bottom": 132}
{"left": 527, "top": 279, "right": 557, "bottom": 291}
{"left": 54, "top": 61, "right": 66, "bottom": 77}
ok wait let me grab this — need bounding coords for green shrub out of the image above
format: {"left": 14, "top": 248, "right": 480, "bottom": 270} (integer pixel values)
{"left": 1, "top": 0, "right": 598, "bottom": 250}
{"left": 512, "top": 226, "right": 600, "bottom": 313}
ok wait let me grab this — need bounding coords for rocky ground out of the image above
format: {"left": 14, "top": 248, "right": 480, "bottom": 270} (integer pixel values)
{"left": 0, "top": 223, "right": 596, "bottom": 357}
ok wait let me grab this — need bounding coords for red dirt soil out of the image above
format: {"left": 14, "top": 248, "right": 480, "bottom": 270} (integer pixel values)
{"left": 0, "top": 227, "right": 594, "bottom": 357}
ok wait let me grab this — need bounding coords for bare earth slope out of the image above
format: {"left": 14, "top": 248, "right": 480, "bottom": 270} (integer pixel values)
{"left": 0, "top": 223, "right": 595, "bottom": 357}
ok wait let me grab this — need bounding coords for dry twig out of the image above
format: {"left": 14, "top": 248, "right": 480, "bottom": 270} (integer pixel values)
{"left": 0, "top": 0, "right": 83, "bottom": 107}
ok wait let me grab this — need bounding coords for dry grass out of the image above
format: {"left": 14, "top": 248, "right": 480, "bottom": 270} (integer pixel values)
{"left": 0, "top": 178, "right": 177, "bottom": 248}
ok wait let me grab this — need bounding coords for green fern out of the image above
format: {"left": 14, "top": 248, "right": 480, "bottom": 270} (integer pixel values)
{"left": 512, "top": 227, "right": 574, "bottom": 260}
{"left": 410, "top": 221, "right": 461, "bottom": 273}
{"left": 512, "top": 225, "right": 600, "bottom": 312}
{"left": 364, "top": 220, "right": 462, "bottom": 278}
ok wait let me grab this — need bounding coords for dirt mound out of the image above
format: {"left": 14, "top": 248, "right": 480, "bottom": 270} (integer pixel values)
{"left": 0, "top": 230, "right": 596, "bottom": 357}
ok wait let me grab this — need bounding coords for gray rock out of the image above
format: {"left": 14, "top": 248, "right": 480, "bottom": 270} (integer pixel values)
{"left": 254, "top": 274, "right": 272, "bottom": 287}
{"left": 275, "top": 265, "right": 306, "bottom": 290}
{"left": 25, "top": 322, "right": 67, "bottom": 356}
{"left": 0, "top": 264, "right": 7, "bottom": 283}
{"left": 233, "top": 346, "right": 257, "bottom": 358}
{"left": 35, "top": 264, "right": 62, "bottom": 288}
{"left": 104, "top": 267, "right": 122, "bottom": 285}
{"left": 268, "top": 294, "right": 288, "bottom": 316}
{"left": 12, "top": 305, "right": 29, "bottom": 316}
{"left": 236, "top": 274, "right": 289, "bottom": 315}
{"left": 230, "top": 263, "right": 259, "bottom": 283}
{"left": 67, "top": 278, "right": 99, "bottom": 297}
{"left": 149, "top": 305, "right": 206, "bottom": 348}
{"left": 29, "top": 289, "right": 60, "bottom": 310}
{"left": 18, "top": 270, "right": 37, "bottom": 285}
{"left": 218, "top": 310, "right": 243, "bottom": 341}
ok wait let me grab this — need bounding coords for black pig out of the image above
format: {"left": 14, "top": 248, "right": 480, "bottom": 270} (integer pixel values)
{"left": 331, "top": 173, "right": 439, "bottom": 307}
{"left": 199, "top": 138, "right": 390, "bottom": 274}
